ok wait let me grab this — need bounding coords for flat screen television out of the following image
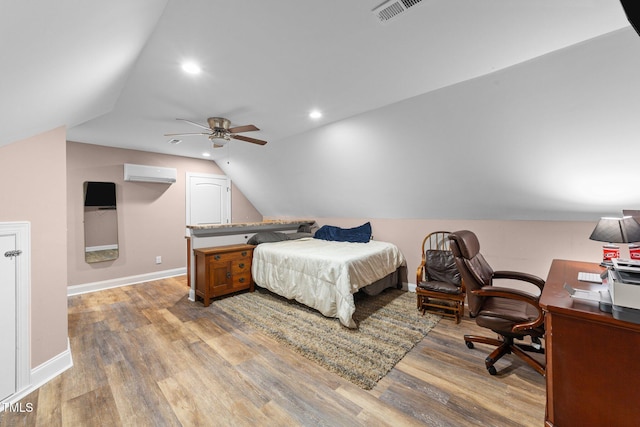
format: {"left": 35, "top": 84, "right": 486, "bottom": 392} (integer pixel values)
{"left": 84, "top": 181, "right": 116, "bottom": 208}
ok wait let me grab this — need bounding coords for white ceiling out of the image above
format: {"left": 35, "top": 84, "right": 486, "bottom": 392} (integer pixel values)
{"left": 1, "top": 0, "right": 630, "bottom": 153}
{"left": 2, "top": 0, "right": 638, "bottom": 220}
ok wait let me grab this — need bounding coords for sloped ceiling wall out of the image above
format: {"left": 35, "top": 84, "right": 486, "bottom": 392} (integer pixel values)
{"left": 0, "top": 1, "right": 168, "bottom": 146}
{"left": 220, "top": 28, "right": 640, "bottom": 221}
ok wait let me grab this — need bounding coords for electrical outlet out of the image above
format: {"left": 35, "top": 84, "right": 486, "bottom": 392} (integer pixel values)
{"left": 155, "top": 256, "right": 162, "bottom": 264}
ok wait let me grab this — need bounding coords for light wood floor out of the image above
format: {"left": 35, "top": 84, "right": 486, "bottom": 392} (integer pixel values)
{"left": 1, "top": 276, "right": 545, "bottom": 426}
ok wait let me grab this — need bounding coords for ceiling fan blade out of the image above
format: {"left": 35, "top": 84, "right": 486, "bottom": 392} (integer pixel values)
{"left": 228, "top": 124, "right": 259, "bottom": 133}
{"left": 163, "top": 132, "right": 211, "bottom": 137}
{"left": 176, "top": 118, "right": 211, "bottom": 131}
{"left": 232, "top": 134, "right": 268, "bottom": 145}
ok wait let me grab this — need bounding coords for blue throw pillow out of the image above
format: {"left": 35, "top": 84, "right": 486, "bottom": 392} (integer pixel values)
{"left": 314, "top": 222, "right": 372, "bottom": 243}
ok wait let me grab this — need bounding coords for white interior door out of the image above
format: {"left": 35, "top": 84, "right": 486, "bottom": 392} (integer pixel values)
{"left": 186, "top": 173, "right": 231, "bottom": 229}
{"left": 0, "top": 233, "right": 17, "bottom": 401}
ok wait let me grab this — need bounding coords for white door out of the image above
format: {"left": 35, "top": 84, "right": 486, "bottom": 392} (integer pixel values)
{"left": 186, "top": 173, "right": 231, "bottom": 228}
{"left": 0, "top": 233, "right": 17, "bottom": 401}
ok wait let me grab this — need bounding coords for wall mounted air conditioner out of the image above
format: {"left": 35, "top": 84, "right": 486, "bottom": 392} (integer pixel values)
{"left": 124, "top": 163, "right": 177, "bottom": 184}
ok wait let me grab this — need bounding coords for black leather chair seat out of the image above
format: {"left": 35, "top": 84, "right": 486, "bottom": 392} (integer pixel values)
{"left": 418, "top": 280, "right": 462, "bottom": 294}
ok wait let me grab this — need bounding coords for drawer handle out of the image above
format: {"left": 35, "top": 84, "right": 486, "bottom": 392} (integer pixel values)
{"left": 239, "top": 263, "right": 245, "bottom": 269}
{"left": 214, "top": 255, "right": 221, "bottom": 261}
{"left": 241, "top": 251, "right": 247, "bottom": 257}
{"left": 239, "top": 277, "right": 245, "bottom": 283}
{"left": 226, "top": 272, "right": 231, "bottom": 279}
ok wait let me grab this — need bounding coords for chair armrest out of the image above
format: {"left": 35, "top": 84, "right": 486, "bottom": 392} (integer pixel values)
{"left": 416, "top": 260, "right": 426, "bottom": 285}
{"left": 493, "top": 270, "right": 545, "bottom": 291}
{"left": 471, "top": 286, "right": 544, "bottom": 332}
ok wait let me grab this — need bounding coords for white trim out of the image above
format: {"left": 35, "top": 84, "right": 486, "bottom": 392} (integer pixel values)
{"left": 85, "top": 244, "right": 118, "bottom": 253}
{"left": 1, "top": 339, "right": 73, "bottom": 409}
{"left": 67, "top": 267, "right": 186, "bottom": 296}
{"left": 0, "top": 221, "right": 30, "bottom": 401}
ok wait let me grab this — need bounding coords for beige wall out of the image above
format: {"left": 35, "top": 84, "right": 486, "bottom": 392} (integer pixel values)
{"left": 0, "top": 127, "right": 68, "bottom": 368}
{"left": 67, "top": 141, "right": 262, "bottom": 286}
{"left": 285, "top": 217, "right": 605, "bottom": 285}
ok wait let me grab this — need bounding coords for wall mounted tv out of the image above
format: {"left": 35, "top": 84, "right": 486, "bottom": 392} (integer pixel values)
{"left": 84, "top": 181, "right": 116, "bottom": 208}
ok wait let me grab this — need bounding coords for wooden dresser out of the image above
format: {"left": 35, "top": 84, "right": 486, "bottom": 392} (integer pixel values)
{"left": 541, "top": 259, "right": 640, "bottom": 427}
{"left": 194, "top": 244, "right": 255, "bottom": 306}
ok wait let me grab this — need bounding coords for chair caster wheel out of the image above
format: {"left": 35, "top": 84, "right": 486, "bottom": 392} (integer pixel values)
{"left": 465, "top": 341, "right": 474, "bottom": 349}
{"left": 487, "top": 366, "right": 497, "bottom": 375}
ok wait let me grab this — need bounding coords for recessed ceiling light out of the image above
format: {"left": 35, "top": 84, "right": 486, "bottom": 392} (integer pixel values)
{"left": 202, "top": 152, "right": 211, "bottom": 157}
{"left": 181, "top": 61, "right": 201, "bottom": 75}
{"left": 309, "top": 110, "right": 322, "bottom": 119}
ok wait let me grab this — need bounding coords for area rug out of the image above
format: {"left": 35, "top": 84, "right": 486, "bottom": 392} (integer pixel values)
{"left": 212, "top": 287, "right": 440, "bottom": 389}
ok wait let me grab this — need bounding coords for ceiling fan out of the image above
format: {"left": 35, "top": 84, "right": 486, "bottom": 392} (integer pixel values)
{"left": 164, "top": 117, "right": 267, "bottom": 147}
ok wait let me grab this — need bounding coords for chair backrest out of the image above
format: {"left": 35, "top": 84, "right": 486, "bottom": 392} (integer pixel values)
{"left": 448, "top": 230, "right": 494, "bottom": 317}
{"left": 421, "top": 231, "right": 451, "bottom": 252}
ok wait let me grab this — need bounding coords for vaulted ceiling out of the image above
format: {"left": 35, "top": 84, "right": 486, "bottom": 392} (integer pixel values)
{"left": 2, "top": 1, "right": 638, "bottom": 220}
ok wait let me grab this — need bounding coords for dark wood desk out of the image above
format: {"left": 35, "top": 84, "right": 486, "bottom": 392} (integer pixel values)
{"left": 541, "top": 259, "right": 640, "bottom": 427}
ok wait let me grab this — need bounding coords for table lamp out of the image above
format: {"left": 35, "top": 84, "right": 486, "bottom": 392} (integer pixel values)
{"left": 589, "top": 216, "right": 640, "bottom": 264}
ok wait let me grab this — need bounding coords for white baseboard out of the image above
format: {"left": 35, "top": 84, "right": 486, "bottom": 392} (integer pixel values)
{"left": 407, "top": 282, "right": 417, "bottom": 292}
{"left": 1, "top": 339, "right": 73, "bottom": 409}
{"left": 67, "top": 267, "right": 187, "bottom": 296}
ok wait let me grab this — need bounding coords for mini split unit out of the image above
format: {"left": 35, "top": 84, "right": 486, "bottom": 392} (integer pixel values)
{"left": 123, "top": 163, "right": 177, "bottom": 184}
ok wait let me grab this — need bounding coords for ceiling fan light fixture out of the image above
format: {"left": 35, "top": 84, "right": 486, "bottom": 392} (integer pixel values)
{"left": 209, "top": 129, "right": 230, "bottom": 140}
{"left": 165, "top": 116, "right": 267, "bottom": 146}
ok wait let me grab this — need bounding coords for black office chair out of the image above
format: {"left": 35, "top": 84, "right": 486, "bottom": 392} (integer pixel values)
{"left": 448, "top": 230, "right": 546, "bottom": 376}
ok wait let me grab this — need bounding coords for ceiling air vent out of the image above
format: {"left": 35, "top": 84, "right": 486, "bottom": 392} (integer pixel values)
{"left": 372, "top": 0, "right": 424, "bottom": 24}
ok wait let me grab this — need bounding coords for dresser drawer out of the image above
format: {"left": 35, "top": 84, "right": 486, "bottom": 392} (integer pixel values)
{"left": 232, "top": 259, "right": 251, "bottom": 274}
{"left": 207, "top": 250, "right": 252, "bottom": 264}
{"left": 233, "top": 272, "right": 251, "bottom": 287}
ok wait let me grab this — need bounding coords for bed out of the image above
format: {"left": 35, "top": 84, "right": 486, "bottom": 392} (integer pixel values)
{"left": 251, "top": 236, "right": 406, "bottom": 328}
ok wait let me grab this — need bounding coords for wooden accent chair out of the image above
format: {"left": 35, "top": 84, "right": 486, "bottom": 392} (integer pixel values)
{"left": 448, "top": 230, "right": 546, "bottom": 376}
{"left": 416, "top": 231, "right": 465, "bottom": 323}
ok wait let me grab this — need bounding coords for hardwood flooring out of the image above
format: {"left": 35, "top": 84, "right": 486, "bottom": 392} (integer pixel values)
{"left": 0, "top": 276, "right": 545, "bottom": 426}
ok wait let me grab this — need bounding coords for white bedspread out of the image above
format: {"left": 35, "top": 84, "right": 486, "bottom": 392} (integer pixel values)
{"left": 251, "top": 238, "right": 405, "bottom": 328}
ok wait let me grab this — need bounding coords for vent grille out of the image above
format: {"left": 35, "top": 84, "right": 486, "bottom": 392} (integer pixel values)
{"left": 372, "top": 0, "right": 424, "bottom": 24}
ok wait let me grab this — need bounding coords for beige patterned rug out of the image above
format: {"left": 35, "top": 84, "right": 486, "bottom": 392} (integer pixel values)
{"left": 212, "top": 287, "right": 440, "bottom": 389}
